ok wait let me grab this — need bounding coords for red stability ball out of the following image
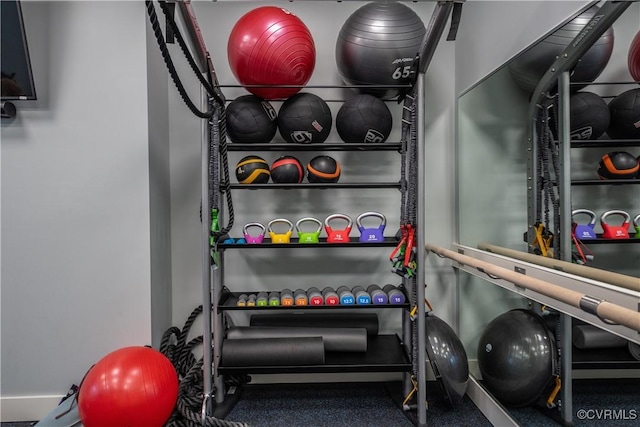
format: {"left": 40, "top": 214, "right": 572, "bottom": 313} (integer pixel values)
{"left": 227, "top": 6, "right": 316, "bottom": 100}
{"left": 629, "top": 30, "right": 640, "bottom": 82}
{"left": 78, "top": 346, "right": 178, "bottom": 427}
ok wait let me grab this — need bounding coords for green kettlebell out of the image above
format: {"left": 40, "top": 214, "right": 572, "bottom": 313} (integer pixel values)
{"left": 296, "top": 217, "right": 322, "bottom": 244}
{"left": 634, "top": 214, "right": 640, "bottom": 238}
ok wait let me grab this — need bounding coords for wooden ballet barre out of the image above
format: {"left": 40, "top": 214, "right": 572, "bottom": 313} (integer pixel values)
{"left": 477, "top": 243, "right": 639, "bottom": 293}
{"left": 425, "top": 244, "right": 640, "bottom": 333}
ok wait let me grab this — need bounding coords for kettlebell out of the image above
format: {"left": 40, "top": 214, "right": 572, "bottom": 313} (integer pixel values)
{"left": 324, "top": 214, "right": 353, "bottom": 243}
{"left": 356, "top": 212, "right": 386, "bottom": 243}
{"left": 633, "top": 214, "right": 640, "bottom": 238}
{"left": 243, "top": 222, "right": 266, "bottom": 244}
{"left": 267, "top": 218, "right": 293, "bottom": 243}
{"left": 571, "top": 209, "right": 597, "bottom": 240}
{"left": 295, "top": 217, "right": 322, "bottom": 244}
{"left": 600, "top": 210, "right": 630, "bottom": 239}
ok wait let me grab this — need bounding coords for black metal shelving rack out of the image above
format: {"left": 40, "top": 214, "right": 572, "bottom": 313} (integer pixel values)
{"left": 213, "top": 140, "right": 413, "bottom": 376}
{"left": 181, "top": 2, "right": 462, "bottom": 425}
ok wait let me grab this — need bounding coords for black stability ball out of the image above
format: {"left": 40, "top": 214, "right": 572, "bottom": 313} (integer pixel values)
{"left": 336, "top": 94, "right": 393, "bottom": 143}
{"left": 226, "top": 95, "right": 278, "bottom": 143}
{"left": 477, "top": 309, "right": 556, "bottom": 407}
{"left": 425, "top": 314, "right": 469, "bottom": 408}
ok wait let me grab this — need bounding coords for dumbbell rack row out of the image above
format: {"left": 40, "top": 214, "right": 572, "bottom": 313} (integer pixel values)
{"left": 218, "top": 287, "right": 410, "bottom": 310}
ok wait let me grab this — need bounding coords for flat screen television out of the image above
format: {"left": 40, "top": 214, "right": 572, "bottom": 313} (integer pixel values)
{"left": 1, "top": 0, "right": 37, "bottom": 100}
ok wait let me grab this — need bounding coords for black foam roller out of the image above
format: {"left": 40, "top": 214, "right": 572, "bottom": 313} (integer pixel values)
{"left": 221, "top": 337, "right": 325, "bottom": 366}
{"left": 572, "top": 325, "right": 628, "bottom": 349}
{"left": 249, "top": 312, "right": 379, "bottom": 336}
{"left": 227, "top": 326, "right": 368, "bottom": 352}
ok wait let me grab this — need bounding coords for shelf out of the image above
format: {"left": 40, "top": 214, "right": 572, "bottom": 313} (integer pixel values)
{"left": 218, "top": 236, "right": 400, "bottom": 249}
{"left": 570, "top": 139, "right": 640, "bottom": 148}
{"left": 219, "top": 291, "right": 410, "bottom": 311}
{"left": 217, "top": 334, "right": 412, "bottom": 375}
{"left": 578, "top": 236, "right": 640, "bottom": 244}
{"left": 571, "top": 179, "right": 639, "bottom": 186}
{"left": 572, "top": 346, "right": 640, "bottom": 370}
{"left": 229, "top": 182, "right": 402, "bottom": 189}
{"left": 228, "top": 143, "right": 403, "bottom": 151}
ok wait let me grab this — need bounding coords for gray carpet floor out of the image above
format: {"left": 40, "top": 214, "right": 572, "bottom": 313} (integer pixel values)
{"left": 3, "top": 378, "right": 638, "bottom": 427}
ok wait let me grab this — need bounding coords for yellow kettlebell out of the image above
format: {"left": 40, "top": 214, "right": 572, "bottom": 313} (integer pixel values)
{"left": 267, "top": 218, "right": 293, "bottom": 244}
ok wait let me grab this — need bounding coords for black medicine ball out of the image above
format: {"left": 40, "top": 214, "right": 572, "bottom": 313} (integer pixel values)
{"left": 606, "top": 88, "right": 640, "bottom": 140}
{"left": 336, "top": 94, "right": 393, "bottom": 143}
{"left": 226, "top": 95, "right": 277, "bottom": 143}
{"left": 568, "top": 91, "right": 610, "bottom": 140}
{"left": 278, "top": 93, "right": 332, "bottom": 144}
{"left": 307, "top": 155, "right": 341, "bottom": 183}
{"left": 235, "top": 155, "right": 271, "bottom": 184}
{"left": 597, "top": 151, "right": 639, "bottom": 179}
{"left": 270, "top": 155, "right": 304, "bottom": 183}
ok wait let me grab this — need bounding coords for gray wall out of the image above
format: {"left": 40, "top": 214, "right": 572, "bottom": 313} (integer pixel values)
{"left": 1, "top": 1, "right": 158, "bottom": 420}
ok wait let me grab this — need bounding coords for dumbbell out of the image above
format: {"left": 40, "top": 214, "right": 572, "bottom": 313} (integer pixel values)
{"left": 269, "top": 291, "right": 280, "bottom": 306}
{"left": 367, "top": 285, "right": 388, "bottom": 305}
{"left": 236, "top": 294, "right": 248, "bottom": 307}
{"left": 256, "top": 292, "right": 268, "bottom": 307}
{"left": 322, "top": 287, "right": 340, "bottom": 306}
{"left": 351, "top": 286, "right": 371, "bottom": 305}
{"left": 307, "top": 287, "right": 324, "bottom": 306}
{"left": 294, "top": 289, "right": 309, "bottom": 306}
{"left": 384, "top": 284, "right": 406, "bottom": 305}
{"left": 336, "top": 286, "right": 356, "bottom": 305}
{"left": 280, "top": 289, "right": 294, "bottom": 306}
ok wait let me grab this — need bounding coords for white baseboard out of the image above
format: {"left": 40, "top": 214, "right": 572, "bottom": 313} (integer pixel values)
{"left": 1, "top": 395, "right": 65, "bottom": 422}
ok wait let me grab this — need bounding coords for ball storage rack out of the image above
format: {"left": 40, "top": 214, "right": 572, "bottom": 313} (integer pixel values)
{"left": 148, "top": 1, "right": 465, "bottom": 427}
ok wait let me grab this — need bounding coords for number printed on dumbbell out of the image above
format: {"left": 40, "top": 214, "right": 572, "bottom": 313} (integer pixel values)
{"left": 352, "top": 286, "right": 371, "bottom": 305}
{"left": 367, "top": 284, "right": 388, "bottom": 305}
{"left": 294, "top": 288, "right": 309, "bottom": 306}
{"left": 384, "top": 284, "right": 406, "bottom": 305}
{"left": 269, "top": 291, "right": 280, "bottom": 306}
{"left": 322, "top": 287, "right": 340, "bottom": 305}
{"left": 256, "top": 292, "right": 268, "bottom": 307}
{"left": 307, "top": 287, "right": 324, "bottom": 306}
{"left": 337, "top": 286, "right": 355, "bottom": 305}
{"left": 280, "top": 289, "right": 294, "bottom": 306}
